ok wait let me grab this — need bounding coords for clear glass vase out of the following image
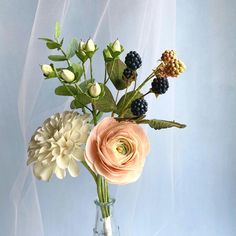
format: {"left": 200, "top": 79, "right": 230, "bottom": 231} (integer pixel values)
{"left": 93, "top": 198, "right": 120, "bottom": 236}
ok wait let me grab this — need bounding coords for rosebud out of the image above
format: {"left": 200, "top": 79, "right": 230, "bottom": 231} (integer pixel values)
{"left": 41, "top": 64, "right": 53, "bottom": 76}
{"left": 88, "top": 82, "right": 102, "bottom": 97}
{"left": 112, "top": 39, "right": 121, "bottom": 52}
{"left": 61, "top": 69, "right": 75, "bottom": 82}
{"left": 85, "top": 38, "right": 96, "bottom": 52}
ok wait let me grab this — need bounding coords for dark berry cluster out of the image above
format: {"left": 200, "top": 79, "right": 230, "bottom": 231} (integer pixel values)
{"left": 123, "top": 67, "right": 133, "bottom": 79}
{"left": 125, "top": 51, "right": 142, "bottom": 70}
{"left": 151, "top": 77, "right": 169, "bottom": 94}
{"left": 131, "top": 98, "right": 148, "bottom": 116}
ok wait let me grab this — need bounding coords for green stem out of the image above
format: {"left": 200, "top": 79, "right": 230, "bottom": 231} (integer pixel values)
{"left": 60, "top": 48, "right": 71, "bottom": 67}
{"left": 140, "top": 90, "right": 152, "bottom": 99}
{"left": 97, "top": 176, "right": 108, "bottom": 218}
{"left": 120, "top": 72, "right": 154, "bottom": 116}
{"left": 82, "top": 63, "right": 87, "bottom": 83}
{"left": 92, "top": 103, "right": 97, "bottom": 125}
{"left": 81, "top": 161, "right": 97, "bottom": 183}
{"left": 89, "top": 58, "right": 94, "bottom": 82}
{"left": 111, "top": 90, "right": 120, "bottom": 117}
{"left": 103, "top": 63, "right": 107, "bottom": 84}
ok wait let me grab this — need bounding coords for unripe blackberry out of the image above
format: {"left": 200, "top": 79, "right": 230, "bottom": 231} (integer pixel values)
{"left": 131, "top": 98, "right": 148, "bottom": 116}
{"left": 123, "top": 67, "right": 133, "bottom": 79}
{"left": 151, "top": 77, "right": 169, "bottom": 94}
{"left": 161, "top": 50, "right": 176, "bottom": 62}
{"left": 125, "top": 51, "right": 142, "bottom": 70}
{"left": 165, "top": 58, "right": 186, "bottom": 77}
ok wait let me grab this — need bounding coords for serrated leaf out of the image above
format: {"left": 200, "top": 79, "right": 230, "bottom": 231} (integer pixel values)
{"left": 38, "top": 37, "right": 54, "bottom": 42}
{"left": 46, "top": 42, "right": 61, "bottom": 49}
{"left": 55, "top": 21, "right": 61, "bottom": 39}
{"left": 67, "top": 38, "right": 79, "bottom": 59}
{"left": 70, "top": 94, "right": 91, "bottom": 109}
{"left": 116, "top": 91, "right": 143, "bottom": 115}
{"left": 94, "top": 86, "right": 116, "bottom": 112}
{"left": 48, "top": 55, "right": 67, "bottom": 61}
{"left": 140, "top": 119, "right": 187, "bottom": 130}
{"left": 106, "top": 59, "right": 127, "bottom": 90}
{"left": 55, "top": 85, "right": 77, "bottom": 96}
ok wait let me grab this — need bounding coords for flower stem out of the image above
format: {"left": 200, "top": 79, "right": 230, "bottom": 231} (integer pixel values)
{"left": 89, "top": 58, "right": 94, "bottom": 82}
{"left": 81, "top": 161, "right": 97, "bottom": 183}
{"left": 82, "top": 62, "right": 87, "bottom": 83}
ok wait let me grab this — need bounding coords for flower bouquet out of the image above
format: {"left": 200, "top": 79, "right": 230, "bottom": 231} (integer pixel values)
{"left": 27, "top": 22, "right": 186, "bottom": 235}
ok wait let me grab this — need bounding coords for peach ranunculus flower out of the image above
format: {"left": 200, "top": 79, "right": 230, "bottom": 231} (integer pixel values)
{"left": 84, "top": 117, "right": 150, "bottom": 184}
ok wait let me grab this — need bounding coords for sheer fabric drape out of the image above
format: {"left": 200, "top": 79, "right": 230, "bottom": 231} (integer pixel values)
{"left": 11, "top": 0, "right": 176, "bottom": 235}
{"left": 2, "top": 0, "right": 235, "bottom": 236}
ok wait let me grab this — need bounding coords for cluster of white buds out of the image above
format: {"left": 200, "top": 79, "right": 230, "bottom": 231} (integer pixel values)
{"left": 76, "top": 38, "right": 97, "bottom": 62}
{"left": 103, "top": 39, "right": 124, "bottom": 62}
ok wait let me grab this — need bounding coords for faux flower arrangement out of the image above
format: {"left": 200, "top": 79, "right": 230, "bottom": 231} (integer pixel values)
{"left": 27, "top": 22, "right": 186, "bottom": 235}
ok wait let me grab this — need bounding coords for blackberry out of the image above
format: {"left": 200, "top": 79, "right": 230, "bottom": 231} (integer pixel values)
{"left": 151, "top": 77, "right": 169, "bottom": 94}
{"left": 125, "top": 51, "right": 142, "bottom": 70}
{"left": 131, "top": 98, "right": 148, "bottom": 116}
{"left": 123, "top": 67, "right": 133, "bottom": 79}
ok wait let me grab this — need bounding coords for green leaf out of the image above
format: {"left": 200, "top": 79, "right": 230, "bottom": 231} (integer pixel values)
{"left": 46, "top": 41, "right": 61, "bottom": 49}
{"left": 38, "top": 37, "right": 54, "bottom": 42}
{"left": 139, "top": 119, "right": 187, "bottom": 130}
{"left": 54, "top": 21, "right": 61, "bottom": 39}
{"left": 106, "top": 59, "right": 127, "bottom": 90}
{"left": 70, "top": 94, "right": 91, "bottom": 109}
{"left": 67, "top": 38, "right": 79, "bottom": 59}
{"left": 78, "top": 79, "right": 93, "bottom": 92}
{"left": 48, "top": 55, "right": 67, "bottom": 61}
{"left": 55, "top": 85, "right": 77, "bottom": 96}
{"left": 116, "top": 91, "right": 143, "bottom": 115}
{"left": 94, "top": 86, "right": 116, "bottom": 112}
{"left": 70, "top": 63, "right": 83, "bottom": 82}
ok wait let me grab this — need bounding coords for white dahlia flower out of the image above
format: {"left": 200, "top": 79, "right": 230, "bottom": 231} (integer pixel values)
{"left": 27, "top": 111, "right": 90, "bottom": 181}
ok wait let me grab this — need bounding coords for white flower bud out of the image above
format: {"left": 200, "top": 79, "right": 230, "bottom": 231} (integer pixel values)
{"left": 88, "top": 82, "right": 102, "bottom": 97}
{"left": 79, "top": 40, "right": 85, "bottom": 51}
{"left": 41, "top": 64, "right": 53, "bottom": 76}
{"left": 85, "top": 38, "right": 96, "bottom": 52}
{"left": 61, "top": 69, "right": 75, "bottom": 82}
{"left": 112, "top": 39, "right": 121, "bottom": 52}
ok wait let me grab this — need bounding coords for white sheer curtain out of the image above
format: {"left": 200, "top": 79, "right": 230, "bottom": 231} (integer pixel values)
{"left": 1, "top": 0, "right": 236, "bottom": 235}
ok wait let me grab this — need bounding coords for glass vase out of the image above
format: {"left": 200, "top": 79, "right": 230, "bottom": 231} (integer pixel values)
{"left": 93, "top": 198, "right": 120, "bottom": 236}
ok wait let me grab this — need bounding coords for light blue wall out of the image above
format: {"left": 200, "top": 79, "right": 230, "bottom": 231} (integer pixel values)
{"left": 1, "top": 0, "right": 236, "bottom": 235}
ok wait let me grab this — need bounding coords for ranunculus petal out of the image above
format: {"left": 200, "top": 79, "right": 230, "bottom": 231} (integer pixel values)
{"left": 84, "top": 117, "right": 150, "bottom": 185}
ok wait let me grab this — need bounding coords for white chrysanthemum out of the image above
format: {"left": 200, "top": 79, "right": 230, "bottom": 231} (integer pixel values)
{"left": 27, "top": 111, "right": 90, "bottom": 181}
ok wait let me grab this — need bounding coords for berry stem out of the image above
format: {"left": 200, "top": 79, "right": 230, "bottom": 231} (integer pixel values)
{"left": 120, "top": 72, "right": 154, "bottom": 116}
{"left": 140, "top": 90, "right": 151, "bottom": 99}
